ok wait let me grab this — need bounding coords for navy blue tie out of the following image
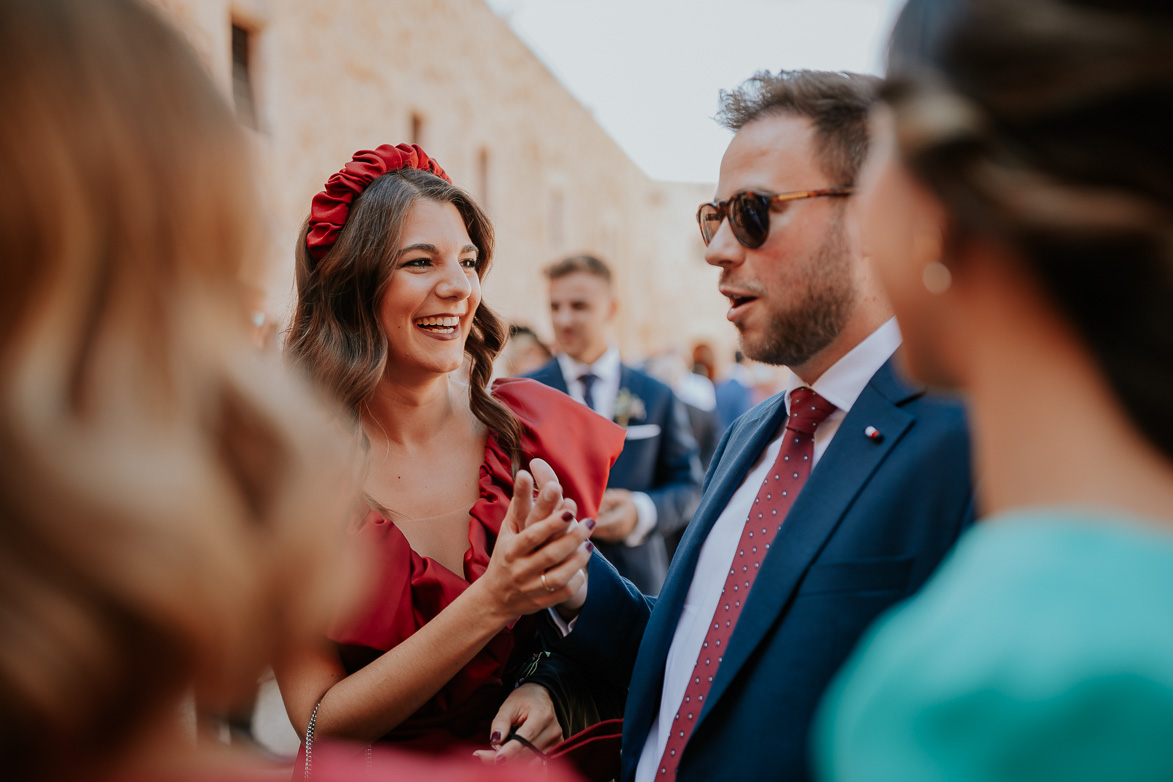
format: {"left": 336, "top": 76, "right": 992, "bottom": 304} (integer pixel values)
{"left": 579, "top": 372, "right": 598, "bottom": 411}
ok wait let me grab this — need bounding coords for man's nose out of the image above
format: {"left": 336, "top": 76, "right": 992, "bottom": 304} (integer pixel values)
{"left": 704, "top": 217, "right": 744, "bottom": 268}
{"left": 551, "top": 306, "right": 573, "bottom": 330}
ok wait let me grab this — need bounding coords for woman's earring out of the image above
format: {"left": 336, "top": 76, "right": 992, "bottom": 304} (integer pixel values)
{"left": 913, "top": 224, "right": 949, "bottom": 294}
{"left": 922, "top": 261, "right": 952, "bottom": 295}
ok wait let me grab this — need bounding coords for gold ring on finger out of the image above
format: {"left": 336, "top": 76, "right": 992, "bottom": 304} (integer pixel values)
{"left": 540, "top": 571, "right": 556, "bottom": 592}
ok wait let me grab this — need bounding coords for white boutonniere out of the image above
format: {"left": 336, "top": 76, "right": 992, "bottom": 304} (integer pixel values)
{"left": 613, "top": 388, "right": 647, "bottom": 427}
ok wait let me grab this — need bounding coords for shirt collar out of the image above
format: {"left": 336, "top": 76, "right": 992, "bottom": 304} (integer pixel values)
{"left": 785, "top": 317, "right": 902, "bottom": 416}
{"left": 558, "top": 345, "right": 621, "bottom": 385}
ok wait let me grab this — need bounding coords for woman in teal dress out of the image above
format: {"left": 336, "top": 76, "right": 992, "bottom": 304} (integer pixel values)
{"left": 814, "top": 1, "right": 1173, "bottom": 780}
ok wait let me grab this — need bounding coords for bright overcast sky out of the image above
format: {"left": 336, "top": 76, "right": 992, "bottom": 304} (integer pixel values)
{"left": 484, "top": 0, "right": 906, "bottom": 182}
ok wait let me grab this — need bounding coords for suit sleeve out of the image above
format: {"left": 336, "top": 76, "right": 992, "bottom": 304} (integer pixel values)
{"left": 647, "top": 388, "right": 703, "bottom": 538}
{"left": 541, "top": 551, "right": 655, "bottom": 689}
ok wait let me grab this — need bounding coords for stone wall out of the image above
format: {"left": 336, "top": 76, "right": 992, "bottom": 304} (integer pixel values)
{"left": 144, "top": 0, "right": 736, "bottom": 365}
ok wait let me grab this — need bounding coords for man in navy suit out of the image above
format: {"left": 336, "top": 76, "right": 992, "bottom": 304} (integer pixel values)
{"left": 540, "top": 71, "right": 974, "bottom": 781}
{"left": 527, "top": 255, "right": 702, "bottom": 595}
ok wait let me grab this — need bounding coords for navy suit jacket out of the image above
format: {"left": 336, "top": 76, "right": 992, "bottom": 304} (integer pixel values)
{"left": 527, "top": 358, "right": 702, "bottom": 594}
{"left": 550, "top": 358, "right": 974, "bottom": 782}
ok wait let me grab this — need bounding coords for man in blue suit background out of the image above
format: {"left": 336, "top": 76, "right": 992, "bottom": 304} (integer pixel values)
{"left": 714, "top": 350, "right": 754, "bottom": 430}
{"left": 527, "top": 255, "right": 702, "bottom": 595}
{"left": 540, "top": 70, "right": 974, "bottom": 781}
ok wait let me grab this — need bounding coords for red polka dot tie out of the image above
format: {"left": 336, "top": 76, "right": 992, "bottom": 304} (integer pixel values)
{"left": 655, "top": 387, "right": 836, "bottom": 779}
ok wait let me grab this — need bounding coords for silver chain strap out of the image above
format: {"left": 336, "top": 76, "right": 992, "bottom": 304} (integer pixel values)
{"left": 303, "top": 697, "right": 372, "bottom": 780}
{"left": 303, "top": 699, "right": 322, "bottom": 782}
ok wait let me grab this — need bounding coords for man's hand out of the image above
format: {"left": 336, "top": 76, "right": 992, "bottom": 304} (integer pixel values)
{"left": 593, "top": 488, "right": 639, "bottom": 542}
{"left": 473, "top": 683, "right": 562, "bottom": 766}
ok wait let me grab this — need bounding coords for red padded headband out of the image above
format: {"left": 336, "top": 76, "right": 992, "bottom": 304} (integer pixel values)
{"left": 306, "top": 143, "right": 450, "bottom": 261}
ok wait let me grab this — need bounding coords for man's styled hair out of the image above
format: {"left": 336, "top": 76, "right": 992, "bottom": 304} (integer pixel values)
{"left": 544, "top": 254, "right": 613, "bottom": 284}
{"left": 715, "top": 70, "right": 880, "bottom": 186}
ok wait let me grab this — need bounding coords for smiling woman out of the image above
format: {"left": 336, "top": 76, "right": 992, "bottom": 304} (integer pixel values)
{"left": 279, "top": 145, "right": 626, "bottom": 767}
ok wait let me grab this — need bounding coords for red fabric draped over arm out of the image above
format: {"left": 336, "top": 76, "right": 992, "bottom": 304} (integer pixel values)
{"left": 491, "top": 377, "right": 625, "bottom": 523}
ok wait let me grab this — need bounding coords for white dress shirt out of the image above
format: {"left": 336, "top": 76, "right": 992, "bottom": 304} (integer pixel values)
{"left": 556, "top": 346, "right": 657, "bottom": 546}
{"left": 633, "top": 318, "right": 902, "bottom": 782}
{"left": 558, "top": 346, "right": 622, "bottom": 421}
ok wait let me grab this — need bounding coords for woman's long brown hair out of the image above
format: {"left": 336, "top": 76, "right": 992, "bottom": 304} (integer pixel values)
{"left": 286, "top": 167, "right": 524, "bottom": 469}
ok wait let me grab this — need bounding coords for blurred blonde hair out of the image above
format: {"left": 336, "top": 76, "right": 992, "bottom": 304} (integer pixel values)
{"left": 0, "top": 0, "right": 358, "bottom": 779}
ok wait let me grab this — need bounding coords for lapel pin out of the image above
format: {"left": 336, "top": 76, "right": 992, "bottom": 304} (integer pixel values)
{"left": 864, "top": 426, "right": 883, "bottom": 443}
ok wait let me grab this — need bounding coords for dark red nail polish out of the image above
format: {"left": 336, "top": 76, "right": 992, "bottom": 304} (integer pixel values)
{"left": 495, "top": 753, "right": 508, "bottom": 765}
{"left": 561, "top": 510, "right": 574, "bottom": 522}
{"left": 584, "top": 517, "right": 596, "bottom": 531}
{"left": 586, "top": 541, "right": 595, "bottom": 553}
{"left": 491, "top": 731, "right": 501, "bottom": 744}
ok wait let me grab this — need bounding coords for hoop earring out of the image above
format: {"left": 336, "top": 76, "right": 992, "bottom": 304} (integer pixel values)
{"left": 922, "top": 261, "right": 952, "bottom": 295}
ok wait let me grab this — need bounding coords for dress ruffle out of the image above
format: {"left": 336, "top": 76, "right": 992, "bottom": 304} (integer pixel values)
{"left": 327, "top": 378, "right": 624, "bottom": 751}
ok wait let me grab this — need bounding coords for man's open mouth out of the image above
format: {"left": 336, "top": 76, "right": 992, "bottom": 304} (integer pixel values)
{"left": 728, "top": 294, "right": 756, "bottom": 308}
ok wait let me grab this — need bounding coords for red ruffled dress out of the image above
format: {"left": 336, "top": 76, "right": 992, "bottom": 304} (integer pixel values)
{"left": 326, "top": 378, "right": 625, "bottom": 753}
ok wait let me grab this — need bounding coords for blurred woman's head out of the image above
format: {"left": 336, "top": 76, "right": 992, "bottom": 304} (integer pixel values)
{"left": 499, "top": 324, "right": 553, "bottom": 378}
{"left": 0, "top": 0, "right": 353, "bottom": 778}
{"left": 861, "top": 0, "right": 1173, "bottom": 458}
{"left": 287, "top": 149, "right": 523, "bottom": 464}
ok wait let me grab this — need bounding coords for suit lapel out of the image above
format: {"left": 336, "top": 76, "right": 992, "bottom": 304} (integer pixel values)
{"left": 615, "top": 365, "right": 630, "bottom": 423}
{"left": 623, "top": 394, "right": 789, "bottom": 750}
{"left": 617, "top": 365, "right": 632, "bottom": 394}
{"left": 697, "top": 360, "right": 921, "bottom": 724}
{"left": 616, "top": 365, "right": 645, "bottom": 424}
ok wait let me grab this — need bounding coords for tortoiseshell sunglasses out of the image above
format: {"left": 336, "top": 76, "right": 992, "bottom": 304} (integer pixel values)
{"left": 696, "top": 187, "right": 854, "bottom": 248}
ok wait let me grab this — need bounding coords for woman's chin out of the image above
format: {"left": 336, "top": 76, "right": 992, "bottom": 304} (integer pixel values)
{"left": 386, "top": 350, "right": 467, "bottom": 381}
{"left": 427, "top": 353, "right": 468, "bottom": 377}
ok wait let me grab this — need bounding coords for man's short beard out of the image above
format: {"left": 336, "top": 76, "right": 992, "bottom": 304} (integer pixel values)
{"left": 741, "top": 217, "right": 856, "bottom": 369}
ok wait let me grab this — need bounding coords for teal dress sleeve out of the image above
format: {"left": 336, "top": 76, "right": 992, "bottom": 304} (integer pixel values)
{"left": 813, "top": 512, "right": 1173, "bottom": 782}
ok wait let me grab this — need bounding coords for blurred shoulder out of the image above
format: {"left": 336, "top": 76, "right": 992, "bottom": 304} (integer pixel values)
{"left": 818, "top": 512, "right": 1173, "bottom": 782}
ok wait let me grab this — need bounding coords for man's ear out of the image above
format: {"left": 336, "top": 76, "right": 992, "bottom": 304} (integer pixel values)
{"left": 607, "top": 295, "right": 619, "bottom": 321}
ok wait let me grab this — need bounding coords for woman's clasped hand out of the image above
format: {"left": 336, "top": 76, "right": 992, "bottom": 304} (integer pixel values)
{"left": 470, "top": 459, "right": 596, "bottom": 767}
{"left": 480, "top": 458, "right": 595, "bottom": 620}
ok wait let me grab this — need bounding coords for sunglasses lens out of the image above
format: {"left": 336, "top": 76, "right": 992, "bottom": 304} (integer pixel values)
{"left": 730, "top": 193, "right": 768, "bottom": 248}
{"left": 697, "top": 203, "right": 722, "bottom": 245}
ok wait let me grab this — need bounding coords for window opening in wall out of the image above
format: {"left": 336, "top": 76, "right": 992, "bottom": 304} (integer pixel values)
{"left": 477, "top": 147, "right": 490, "bottom": 209}
{"left": 231, "top": 23, "right": 256, "bottom": 128}
{"left": 410, "top": 113, "right": 424, "bottom": 146}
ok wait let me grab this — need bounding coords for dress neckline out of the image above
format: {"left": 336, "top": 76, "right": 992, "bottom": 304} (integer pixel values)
{"left": 378, "top": 500, "right": 476, "bottom": 525}
{"left": 364, "top": 432, "right": 501, "bottom": 582}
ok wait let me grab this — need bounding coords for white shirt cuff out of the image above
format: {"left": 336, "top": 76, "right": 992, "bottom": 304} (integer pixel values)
{"left": 545, "top": 607, "right": 578, "bottom": 636}
{"left": 624, "top": 491, "right": 658, "bottom": 547}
